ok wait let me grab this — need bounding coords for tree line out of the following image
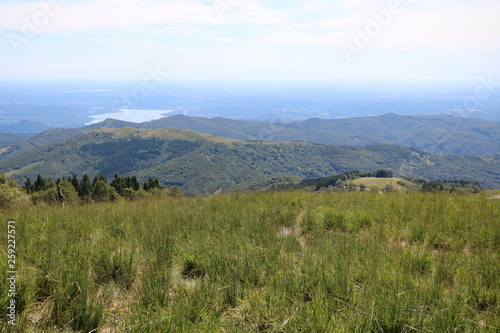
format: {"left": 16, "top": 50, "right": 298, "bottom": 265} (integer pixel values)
{"left": 295, "top": 170, "right": 484, "bottom": 193}
{"left": 420, "top": 180, "right": 484, "bottom": 193}
{"left": 0, "top": 173, "right": 182, "bottom": 207}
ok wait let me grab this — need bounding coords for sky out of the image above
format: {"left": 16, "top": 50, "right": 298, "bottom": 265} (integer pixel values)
{"left": 0, "top": 0, "right": 499, "bottom": 84}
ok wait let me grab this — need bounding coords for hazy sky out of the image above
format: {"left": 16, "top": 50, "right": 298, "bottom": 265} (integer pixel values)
{"left": 0, "top": 0, "right": 499, "bottom": 84}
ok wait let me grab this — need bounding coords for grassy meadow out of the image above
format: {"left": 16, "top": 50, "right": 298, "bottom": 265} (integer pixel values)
{"left": 0, "top": 191, "right": 499, "bottom": 332}
{"left": 349, "top": 178, "right": 417, "bottom": 192}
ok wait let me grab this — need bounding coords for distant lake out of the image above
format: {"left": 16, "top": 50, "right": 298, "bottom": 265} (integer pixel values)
{"left": 86, "top": 109, "right": 176, "bottom": 125}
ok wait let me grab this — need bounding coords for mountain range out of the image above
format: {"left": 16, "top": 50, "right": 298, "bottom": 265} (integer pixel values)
{"left": 1, "top": 114, "right": 499, "bottom": 162}
{"left": 1, "top": 125, "right": 499, "bottom": 193}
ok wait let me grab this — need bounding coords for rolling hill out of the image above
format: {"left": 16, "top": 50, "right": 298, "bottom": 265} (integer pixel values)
{"left": 136, "top": 113, "right": 500, "bottom": 156}
{"left": 0, "top": 133, "right": 31, "bottom": 146}
{"left": 1, "top": 127, "right": 498, "bottom": 194}
{"left": 1, "top": 114, "right": 498, "bottom": 160}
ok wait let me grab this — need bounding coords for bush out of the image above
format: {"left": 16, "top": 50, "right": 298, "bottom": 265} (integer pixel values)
{"left": 122, "top": 187, "right": 137, "bottom": 200}
{"left": 384, "top": 184, "right": 394, "bottom": 192}
{"left": 92, "top": 180, "right": 118, "bottom": 202}
{"left": 170, "top": 186, "right": 183, "bottom": 198}
{"left": 31, "top": 181, "right": 79, "bottom": 205}
{"left": 0, "top": 184, "right": 24, "bottom": 208}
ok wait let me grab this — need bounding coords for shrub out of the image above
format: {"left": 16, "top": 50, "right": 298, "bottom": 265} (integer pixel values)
{"left": 92, "top": 180, "right": 118, "bottom": 202}
{"left": 31, "top": 181, "right": 79, "bottom": 205}
{"left": 0, "top": 184, "right": 24, "bottom": 208}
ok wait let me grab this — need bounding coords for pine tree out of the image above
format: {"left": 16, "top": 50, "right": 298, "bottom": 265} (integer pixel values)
{"left": 131, "top": 176, "right": 140, "bottom": 191}
{"left": 24, "top": 178, "right": 35, "bottom": 194}
{"left": 79, "top": 174, "right": 93, "bottom": 201}
{"left": 34, "top": 174, "right": 47, "bottom": 192}
{"left": 93, "top": 174, "right": 107, "bottom": 187}
{"left": 110, "top": 173, "right": 125, "bottom": 195}
{"left": 70, "top": 176, "right": 80, "bottom": 193}
{"left": 143, "top": 179, "right": 150, "bottom": 192}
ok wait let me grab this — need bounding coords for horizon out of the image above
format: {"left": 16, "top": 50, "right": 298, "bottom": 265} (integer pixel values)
{"left": 2, "top": 112, "right": 497, "bottom": 131}
{"left": 1, "top": 0, "right": 499, "bottom": 126}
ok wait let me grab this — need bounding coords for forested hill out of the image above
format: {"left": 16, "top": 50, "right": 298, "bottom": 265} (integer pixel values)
{"left": 1, "top": 114, "right": 499, "bottom": 160}
{"left": 138, "top": 113, "right": 500, "bottom": 156}
{"left": 0, "top": 127, "right": 498, "bottom": 194}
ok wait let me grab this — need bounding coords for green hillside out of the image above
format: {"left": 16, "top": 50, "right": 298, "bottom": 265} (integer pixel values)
{"left": 135, "top": 114, "right": 500, "bottom": 156}
{"left": 0, "top": 128, "right": 87, "bottom": 160}
{"left": 1, "top": 114, "right": 499, "bottom": 161}
{"left": 0, "top": 119, "right": 136, "bottom": 161}
{"left": 95, "top": 127, "right": 242, "bottom": 143}
{"left": 1, "top": 191, "right": 498, "bottom": 331}
{"left": 0, "top": 133, "right": 31, "bottom": 146}
{"left": 0, "top": 127, "right": 499, "bottom": 193}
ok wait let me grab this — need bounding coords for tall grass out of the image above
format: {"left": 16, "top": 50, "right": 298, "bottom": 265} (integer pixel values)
{"left": 0, "top": 191, "right": 498, "bottom": 332}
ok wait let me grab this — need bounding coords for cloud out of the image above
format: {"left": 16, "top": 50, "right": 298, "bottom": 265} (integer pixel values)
{"left": 0, "top": 0, "right": 219, "bottom": 32}
{"left": 0, "top": 0, "right": 498, "bottom": 81}
{"left": 376, "top": 3, "right": 500, "bottom": 50}
{"left": 1, "top": 0, "right": 498, "bottom": 51}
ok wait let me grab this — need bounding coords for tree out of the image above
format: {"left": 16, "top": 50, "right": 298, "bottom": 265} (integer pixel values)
{"left": 93, "top": 175, "right": 107, "bottom": 187}
{"left": 79, "top": 174, "right": 93, "bottom": 202}
{"left": 129, "top": 176, "right": 140, "bottom": 191}
{"left": 92, "top": 179, "right": 117, "bottom": 202}
{"left": 24, "top": 178, "right": 35, "bottom": 194}
{"left": 32, "top": 180, "right": 79, "bottom": 205}
{"left": 70, "top": 176, "right": 80, "bottom": 194}
{"left": 375, "top": 170, "right": 394, "bottom": 178}
{"left": 110, "top": 173, "right": 126, "bottom": 195}
{"left": 143, "top": 177, "right": 162, "bottom": 192}
{"left": 92, "top": 179, "right": 108, "bottom": 202}
{"left": 34, "top": 174, "right": 48, "bottom": 192}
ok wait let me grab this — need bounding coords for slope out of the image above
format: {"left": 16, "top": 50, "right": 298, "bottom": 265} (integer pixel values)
{"left": 1, "top": 114, "right": 498, "bottom": 160}
{"left": 0, "top": 128, "right": 498, "bottom": 194}
{"left": 127, "top": 114, "right": 500, "bottom": 156}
